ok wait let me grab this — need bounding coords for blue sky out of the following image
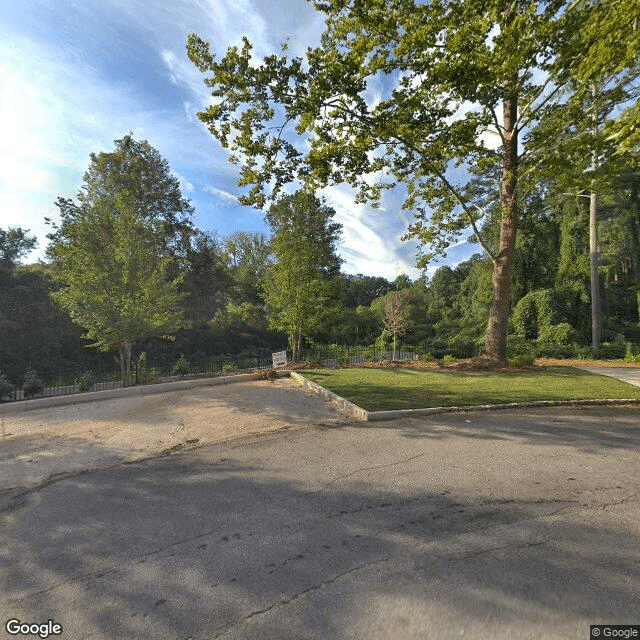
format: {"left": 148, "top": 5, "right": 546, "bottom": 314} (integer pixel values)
{"left": 1, "top": 0, "right": 480, "bottom": 279}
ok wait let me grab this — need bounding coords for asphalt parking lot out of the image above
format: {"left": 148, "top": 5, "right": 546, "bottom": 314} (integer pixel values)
{"left": 2, "top": 403, "right": 640, "bottom": 640}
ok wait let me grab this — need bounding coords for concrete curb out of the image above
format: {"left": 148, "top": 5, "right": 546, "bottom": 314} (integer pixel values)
{"left": 288, "top": 371, "right": 368, "bottom": 421}
{"left": 289, "top": 372, "right": 640, "bottom": 421}
{"left": 0, "top": 371, "right": 289, "bottom": 415}
{"left": 365, "top": 398, "right": 640, "bottom": 421}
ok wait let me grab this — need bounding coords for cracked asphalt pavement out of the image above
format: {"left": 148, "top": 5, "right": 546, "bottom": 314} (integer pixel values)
{"left": 2, "top": 401, "right": 640, "bottom": 639}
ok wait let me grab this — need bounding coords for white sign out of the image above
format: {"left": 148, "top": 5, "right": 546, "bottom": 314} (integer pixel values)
{"left": 272, "top": 351, "right": 288, "bottom": 367}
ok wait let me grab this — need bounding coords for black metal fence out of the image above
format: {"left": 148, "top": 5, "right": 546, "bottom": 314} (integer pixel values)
{"left": 297, "top": 341, "right": 482, "bottom": 365}
{"left": 0, "top": 353, "right": 276, "bottom": 404}
{"left": 0, "top": 342, "right": 485, "bottom": 404}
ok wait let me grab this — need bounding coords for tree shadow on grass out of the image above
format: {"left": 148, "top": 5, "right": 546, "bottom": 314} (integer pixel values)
{"left": 2, "top": 417, "right": 639, "bottom": 639}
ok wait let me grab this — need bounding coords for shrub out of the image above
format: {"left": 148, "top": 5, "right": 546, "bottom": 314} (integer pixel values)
{"left": 593, "top": 342, "right": 626, "bottom": 360}
{"left": 75, "top": 370, "right": 96, "bottom": 392}
{"left": 23, "top": 368, "right": 44, "bottom": 398}
{"left": 539, "top": 322, "right": 576, "bottom": 345}
{"left": 442, "top": 354, "right": 456, "bottom": 364}
{"left": 222, "top": 362, "right": 238, "bottom": 373}
{"left": 362, "top": 346, "right": 377, "bottom": 361}
{"left": 421, "top": 352, "right": 435, "bottom": 362}
{"left": 624, "top": 342, "right": 640, "bottom": 363}
{"left": 0, "top": 373, "right": 14, "bottom": 401}
{"left": 532, "top": 342, "right": 578, "bottom": 359}
{"left": 172, "top": 354, "right": 189, "bottom": 375}
{"left": 508, "top": 354, "right": 535, "bottom": 366}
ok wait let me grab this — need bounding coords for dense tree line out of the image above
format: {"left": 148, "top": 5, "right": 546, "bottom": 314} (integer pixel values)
{"left": 3, "top": 0, "right": 640, "bottom": 383}
{"left": 2, "top": 155, "right": 638, "bottom": 384}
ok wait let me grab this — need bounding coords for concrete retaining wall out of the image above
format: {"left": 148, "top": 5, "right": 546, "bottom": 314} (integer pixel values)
{"left": 288, "top": 371, "right": 368, "bottom": 421}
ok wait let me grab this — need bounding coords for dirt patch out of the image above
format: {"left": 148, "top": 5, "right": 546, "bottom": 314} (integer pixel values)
{"left": 0, "top": 377, "right": 351, "bottom": 495}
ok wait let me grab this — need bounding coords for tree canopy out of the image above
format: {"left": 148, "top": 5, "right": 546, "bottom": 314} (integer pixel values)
{"left": 261, "top": 191, "right": 342, "bottom": 360}
{"left": 187, "top": 0, "right": 639, "bottom": 361}
{"left": 46, "top": 134, "right": 193, "bottom": 382}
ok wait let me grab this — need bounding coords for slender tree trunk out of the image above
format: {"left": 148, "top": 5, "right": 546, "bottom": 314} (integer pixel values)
{"left": 484, "top": 87, "right": 518, "bottom": 363}
{"left": 590, "top": 189, "right": 601, "bottom": 350}
{"left": 589, "top": 84, "right": 601, "bottom": 351}
{"left": 119, "top": 346, "right": 126, "bottom": 385}
{"left": 296, "top": 326, "right": 302, "bottom": 362}
{"left": 119, "top": 342, "right": 132, "bottom": 386}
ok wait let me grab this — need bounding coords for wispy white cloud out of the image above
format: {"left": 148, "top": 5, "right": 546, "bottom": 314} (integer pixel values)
{"left": 173, "top": 170, "right": 195, "bottom": 193}
{"left": 321, "top": 184, "right": 420, "bottom": 280}
{"left": 1, "top": 0, "right": 472, "bottom": 278}
{"left": 204, "top": 185, "right": 240, "bottom": 202}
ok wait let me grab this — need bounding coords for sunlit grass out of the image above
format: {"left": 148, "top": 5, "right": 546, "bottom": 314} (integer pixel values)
{"left": 302, "top": 366, "right": 640, "bottom": 411}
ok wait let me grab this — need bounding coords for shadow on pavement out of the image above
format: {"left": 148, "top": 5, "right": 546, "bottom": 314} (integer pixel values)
{"left": 2, "top": 406, "right": 640, "bottom": 639}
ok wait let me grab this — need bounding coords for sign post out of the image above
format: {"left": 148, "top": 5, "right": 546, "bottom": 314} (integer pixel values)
{"left": 272, "top": 351, "right": 288, "bottom": 367}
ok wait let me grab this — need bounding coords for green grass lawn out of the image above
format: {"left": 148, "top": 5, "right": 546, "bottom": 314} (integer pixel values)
{"left": 302, "top": 366, "right": 640, "bottom": 411}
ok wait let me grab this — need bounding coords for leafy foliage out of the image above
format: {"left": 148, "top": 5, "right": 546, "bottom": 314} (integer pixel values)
{"left": 261, "top": 191, "right": 342, "bottom": 360}
{"left": 187, "top": 0, "right": 639, "bottom": 361}
{"left": 46, "top": 135, "right": 191, "bottom": 383}
{"left": 0, "top": 373, "right": 14, "bottom": 400}
{"left": 22, "top": 368, "right": 43, "bottom": 399}
{"left": 74, "top": 370, "right": 96, "bottom": 392}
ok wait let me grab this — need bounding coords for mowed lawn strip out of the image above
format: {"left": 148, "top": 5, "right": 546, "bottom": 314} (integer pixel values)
{"left": 302, "top": 367, "right": 640, "bottom": 411}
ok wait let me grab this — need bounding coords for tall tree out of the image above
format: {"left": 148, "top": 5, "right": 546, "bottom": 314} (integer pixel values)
{"left": 46, "top": 135, "right": 193, "bottom": 383}
{"left": 189, "top": 0, "right": 635, "bottom": 362}
{"left": 0, "top": 227, "right": 37, "bottom": 277}
{"left": 261, "top": 191, "right": 342, "bottom": 360}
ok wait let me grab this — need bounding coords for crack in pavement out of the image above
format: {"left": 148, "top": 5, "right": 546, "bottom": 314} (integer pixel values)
{"left": 457, "top": 537, "right": 557, "bottom": 560}
{"left": 0, "top": 441, "right": 208, "bottom": 509}
{"left": 2, "top": 517, "right": 237, "bottom": 605}
{"left": 599, "top": 489, "right": 640, "bottom": 510}
{"left": 210, "top": 556, "right": 391, "bottom": 638}
{"left": 4, "top": 489, "right": 637, "bottom": 612}
{"left": 309, "top": 453, "right": 426, "bottom": 495}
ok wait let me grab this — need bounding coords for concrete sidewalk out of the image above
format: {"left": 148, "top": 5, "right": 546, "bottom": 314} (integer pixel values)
{"left": 2, "top": 404, "right": 639, "bottom": 639}
{"left": 579, "top": 366, "right": 640, "bottom": 387}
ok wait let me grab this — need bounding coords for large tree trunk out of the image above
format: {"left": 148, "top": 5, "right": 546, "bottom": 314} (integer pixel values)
{"left": 484, "top": 88, "right": 518, "bottom": 363}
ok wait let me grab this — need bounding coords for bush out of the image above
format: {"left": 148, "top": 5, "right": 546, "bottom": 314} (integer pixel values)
{"left": 23, "top": 368, "right": 44, "bottom": 398}
{"left": 75, "top": 370, "right": 96, "bottom": 392}
{"left": 508, "top": 354, "right": 535, "bottom": 366}
{"left": 172, "top": 354, "right": 189, "bottom": 375}
{"left": 592, "top": 341, "right": 626, "bottom": 360}
{"left": 624, "top": 342, "right": 640, "bottom": 363}
{"left": 442, "top": 354, "right": 456, "bottom": 364}
{"left": 0, "top": 373, "right": 14, "bottom": 401}
{"left": 222, "top": 362, "right": 238, "bottom": 373}
{"left": 420, "top": 352, "right": 435, "bottom": 362}
{"left": 532, "top": 342, "right": 579, "bottom": 359}
{"left": 539, "top": 322, "right": 576, "bottom": 345}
